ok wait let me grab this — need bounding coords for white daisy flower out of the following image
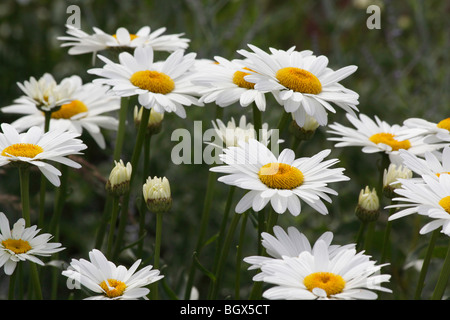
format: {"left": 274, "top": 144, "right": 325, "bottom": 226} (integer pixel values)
{"left": 193, "top": 56, "right": 267, "bottom": 111}
{"left": 237, "top": 44, "right": 359, "bottom": 126}
{"left": 87, "top": 46, "right": 202, "bottom": 118}
{"left": 58, "top": 25, "right": 189, "bottom": 56}
{"left": 208, "top": 115, "right": 276, "bottom": 150}
{"left": 0, "top": 212, "right": 64, "bottom": 275}
{"left": 401, "top": 117, "right": 450, "bottom": 142}
{"left": 12, "top": 73, "right": 79, "bottom": 113}
{"left": 388, "top": 173, "right": 450, "bottom": 236}
{"left": 210, "top": 138, "right": 349, "bottom": 216}
{"left": 244, "top": 225, "right": 355, "bottom": 280}
{"left": 327, "top": 113, "right": 446, "bottom": 164}
{"left": 0, "top": 123, "right": 87, "bottom": 187}
{"left": 62, "top": 249, "right": 163, "bottom": 300}
{"left": 2, "top": 76, "right": 120, "bottom": 149}
{"left": 260, "top": 240, "right": 391, "bottom": 300}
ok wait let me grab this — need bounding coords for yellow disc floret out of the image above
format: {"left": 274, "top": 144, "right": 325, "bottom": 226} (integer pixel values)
{"left": 258, "top": 162, "right": 304, "bottom": 190}
{"left": 51, "top": 100, "right": 88, "bottom": 119}
{"left": 369, "top": 133, "right": 411, "bottom": 151}
{"left": 1, "top": 143, "right": 44, "bottom": 158}
{"left": 232, "top": 68, "right": 255, "bottom": 89}
{"left": 2, "top": 239, "right": 32, "bottom": 254}
{"left": 439, "top": 196, "right": 450, "bottom": 214}
{"left": 437, "top": 118, "right": 450, "bottom": 131}
{"left": 99, "top": 279, "right": 127, "bottom": 298}
{"left": 130, "top": 70, "right": 175, "bottom": 94}
{"left": 276, "top": 67, "right": 322, "bottom": 94}
{"left": 303, "top": 272, "right": 346, "bottom": 297}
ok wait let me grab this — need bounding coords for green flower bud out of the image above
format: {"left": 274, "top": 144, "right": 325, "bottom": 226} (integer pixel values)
{"left": 143, "top": 176, "right": 172, "bottom": 213}
{"left": 383, "top": 163, "right": 412, "bottom": 199}
{"left": 106, "top": 160, "right": 132, "bottom": 196}
{"left": 355, "top": 186, "right": 380, "bottom": 222}
{"left": 134, "top": 106, "right": 164, "bottom": 135}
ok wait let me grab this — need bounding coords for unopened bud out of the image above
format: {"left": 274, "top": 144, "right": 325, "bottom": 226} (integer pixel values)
{"left": 289, "top": 114, "right": 319, "bottom": 141}
{"left": 134, "top": 106, "right": 164, "bottom": 135}
{"left": 383, "top": 163, "right": 412, "bottom": 198}
{"left": 355, "top": 186, "right": 380, "bottom": 222}
{"left": 106, "top": 160, "right": 132, "bottom": 196}
{"left": 143, "top": 176, "right": 172, "bottom": 213}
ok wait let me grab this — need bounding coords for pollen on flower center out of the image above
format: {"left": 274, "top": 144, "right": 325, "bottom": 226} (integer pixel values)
{"left": 112, "top": 33, "right": 138, "bottom": 41}
{"left": 258, "top": 162, "right": 304, "bottom": 190}
{"left": 276, "top": 67, "right": 322, "bottom": 94}
{"left": 1, "top": 143, "right": 44, "bottom": 158}
{"left": 51, "top": 100, "right": 88, "bottom": 119}
{"left": 437, "top": 118, "right": 450, "bottom": 131}
{"left": 130, "top": 70, "right": 175, "bottom": 94}
{"left": 2, "top": 239, "right": 32, "bottom": 254}
{"left": 369, "top": 133, "right": 411, "bottom": 151}
{"left": 99, "top": 279, "right": 127, "bottom": 298}
{"left": 303, "top": 272, "right": 346, "bottom": 297}
{"left": 439, "top": 196, "right": 450, "bottom": 214}
{"left": 232, "top": 68, "right": 255, "bottom": 89}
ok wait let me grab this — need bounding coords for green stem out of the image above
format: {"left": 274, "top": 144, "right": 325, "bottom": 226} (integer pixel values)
{"left": 207, "top": 186, "right": 235, "bottom": 298}
{"left": 112, "top": 107, "right": 150, "bottom": 260}
{"left": 113, "top": 97, "right": 129, "bottom": 161}
{"left": 49, "top": 165, "right": 68, "bottom": 236}
{"left": 138, "top": 133, "right": 152, "bottom": 256}
{"left": 381, "top": 207, "right": 396, "bottom": 263}
{"left": 248, "top": 208, "right": 277, "bottom": 300}
{"left": 184, "top": 170, "right": 217, "bottom": 299}
{"left": 431, "top": 237, "right": 450, "bottom": 300}
{"left": 106, "top": 196, "right": 121, "bottom": 259}
{"left": 19, "top": 167, "right": 43, "bottom": 300}
{"left": 414, "top": 229, "right": 439, "bottom": 299}
{"left": 364, "top": 222, "right": 375, "bottom": 252}
{"left": 38, "top": 111, "right": 52, "bottom": 229}
{"left": 19, "top": 167, "right": 31, "bottom": 226}
{"left": 95, "top": 194, "right": 113, "bottom": 250}
{"left": 355, "top": 221, "right": 367, "bottom": 252}
{"left": 151, "top": 212, "right": 163, "bottom": 300}
{"left": 265, "top": 208, "right": 278, "bottom": 233}
{"left": 235, "top": 211, "right": 248, "bottom": 299}
{"left": 49, "top": 165, "right": 68, "bottom": 299}
{"left": 209, "top": 213, "right": 241, "bottom": 299}
{"left": 212, "top": 186, "right": 235, "bottom": 274}
{"left": 8, "top": 269, "right": 16, "bottom": 299}
{"left": 29, "top": 263, "right": 43, "bottom": 300}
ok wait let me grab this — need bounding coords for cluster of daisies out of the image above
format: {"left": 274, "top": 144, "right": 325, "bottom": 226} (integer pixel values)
{"left": 0, "top": 21, "right": 449, "bottom": 301}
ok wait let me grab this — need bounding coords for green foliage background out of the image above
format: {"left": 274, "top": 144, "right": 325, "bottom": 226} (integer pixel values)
{"left": 0, "top": 0, "right": 449, "bottom": 300}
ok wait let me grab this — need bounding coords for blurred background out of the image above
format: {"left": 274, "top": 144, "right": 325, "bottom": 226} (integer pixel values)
{"left": 0, "top": 0, "right": 449, "bottom": 300}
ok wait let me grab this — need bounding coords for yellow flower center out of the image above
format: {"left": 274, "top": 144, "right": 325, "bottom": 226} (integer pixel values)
{"left": 50, "top": 100, "right": 88, "bottom": 119}
{"left": 99, "top": 279, "right": 127, "bottom": 298}
{"left": 276, "top": 67, "right": 322, "bottom": 94}
{"left": 1, "top": 143, "right": 44, "bottom": 158}
{"left": 258, "top": 162, "right": 304, "bottom": 190}
{"left": 439, "top": 196, "right": 450, "bottom": 214}
{"left": 2, "top": 239, "right": 32, "bottom": 254}
{"left": 232, "top": 67, "right": 255, "bottom": 89}
{"left": 437, "top": 118, "right": 450, "bottom": 131}
{"left": 369, "top": 133, "right": 411, "bottom": 151}
{"left": 112, "top": 33, "right": 138, "bottom": 41}
{"left": 130, "top": 70, "right": 175, "bottom": 94}
{"left": 303, "top": 272, "right": 346, "bottom": 297}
